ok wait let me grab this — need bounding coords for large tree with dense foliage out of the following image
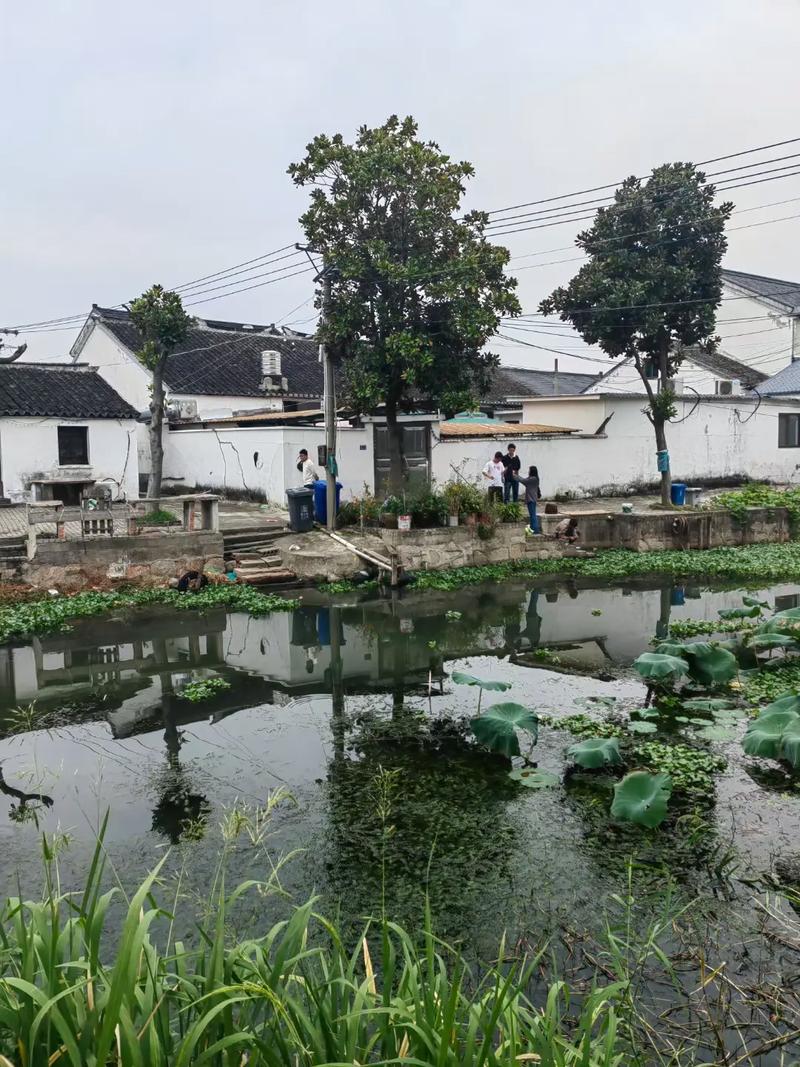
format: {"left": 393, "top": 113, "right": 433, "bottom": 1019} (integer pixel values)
{"left": 289, "top": 115, "right": 520, "bottom": 492}
{"left": 539, "top": 163, "right": 733, "bottom": 505}
{"left": 128, "top": 285, "right": 193, "bottom": 502}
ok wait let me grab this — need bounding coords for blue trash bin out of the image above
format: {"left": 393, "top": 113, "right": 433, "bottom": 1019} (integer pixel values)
{"left": 670, "top": 482, "right": 686, "bottom": 507}
{"left": 313, "top": 479, "right": 342, "bottom": 525}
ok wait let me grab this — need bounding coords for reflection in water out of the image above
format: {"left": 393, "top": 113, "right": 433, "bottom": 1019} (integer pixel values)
{"left": 1, "top": 577, "right": 800, "bottom": 945}
{"left": 0, "top": 765, "right": 53, "bottom": 824}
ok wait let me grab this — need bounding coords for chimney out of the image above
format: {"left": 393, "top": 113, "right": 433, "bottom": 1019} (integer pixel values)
{"left": 261, "top": 350, "right": 281, "bottom": 377}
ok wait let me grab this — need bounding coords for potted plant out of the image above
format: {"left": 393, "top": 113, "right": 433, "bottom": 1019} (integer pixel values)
{"left": 380, "top": 495, "right": 404, "bottom": 529}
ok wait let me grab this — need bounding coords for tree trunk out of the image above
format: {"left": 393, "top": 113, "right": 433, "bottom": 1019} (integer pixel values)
{"left": 385, "top": 402, "right": 405, "bottom": 497}
{"left": 146, "top": 356, "right": 166, "bottom": 507}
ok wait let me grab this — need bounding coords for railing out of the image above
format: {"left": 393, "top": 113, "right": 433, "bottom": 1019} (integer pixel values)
{"left": 25, "top": 494, "right": 219, "bottom": 558}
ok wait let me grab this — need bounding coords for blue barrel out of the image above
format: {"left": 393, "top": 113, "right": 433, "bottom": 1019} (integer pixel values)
{"left": 670, "top": 482, "right": 686, "bottom": 507}
{"left": 313, "top": 479, "right": 342, "bottom": 525}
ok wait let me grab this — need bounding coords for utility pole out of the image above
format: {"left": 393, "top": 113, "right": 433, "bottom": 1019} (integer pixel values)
{"left": 320, "top": 268, "right": 337, "bottom": 531}
{"left": 297, "top": 243, "right": 338, "bottom": 531}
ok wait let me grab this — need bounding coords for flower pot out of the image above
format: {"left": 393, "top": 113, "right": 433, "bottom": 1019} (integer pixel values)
{"left": 448, "top": 513, "right": 459, "bottom": 527}
{"left": 398, "top": 514, "right": 412, "bottom": 532}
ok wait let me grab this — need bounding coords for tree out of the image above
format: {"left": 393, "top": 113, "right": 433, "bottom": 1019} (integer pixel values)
{"left": 538, "top": 163, "right": 733, "bottom": 505}
{"left": 288, "top": 116, "right": 520, "bottom": 493}
{"left": 128, "top": 285, "right": 193, "bottom": 502}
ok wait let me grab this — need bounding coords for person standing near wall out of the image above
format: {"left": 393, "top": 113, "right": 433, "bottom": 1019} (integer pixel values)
{"left": 501, "top": 443, "right": 521, "bottom": 503}
{"left": 514, "top": 464, "right": 542, "bottom": 536}
{"left": 482, "top": 450, "right": 505, "bottom": 504}
{"left": 297, "top": 448, "right": 319, "bottom": 487}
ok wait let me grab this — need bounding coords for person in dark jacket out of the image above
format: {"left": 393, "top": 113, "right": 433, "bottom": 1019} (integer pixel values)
{"left": 514, "top": 465, "right": 542, "bottom": 535}
{"left": 501, "top": 443, "right": 521, "bottom": 503}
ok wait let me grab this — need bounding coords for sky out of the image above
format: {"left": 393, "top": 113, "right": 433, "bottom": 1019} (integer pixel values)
{"left": 2, "top": 0, "right": 800, "bottom": 373}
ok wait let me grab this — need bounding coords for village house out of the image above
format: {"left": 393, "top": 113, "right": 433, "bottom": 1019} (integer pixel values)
{"left": 70, "top": 306, "right": 324, "bottom": 488}
{"left": 0, "top": 363, "right": 140, "bottom": 504}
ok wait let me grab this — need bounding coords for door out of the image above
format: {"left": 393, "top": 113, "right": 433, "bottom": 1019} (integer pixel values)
{"left": 374, "top": 423, "right": 431, "bottom": 497}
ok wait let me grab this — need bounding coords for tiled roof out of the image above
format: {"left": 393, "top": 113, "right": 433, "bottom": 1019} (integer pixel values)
{"left": 684, "top": 347, "right": 768, "bottom": 386}
{"left": 756, "top": 361, "right": 800, "bottom": 396}
{"left": 439, "top": 421, "right": 576, "bottom": 437}
{"left": 86, "top": 308, "right": 323, "bottom": 398}
{"left": 0, "top": 364, "right": 138, "bottom": 419}
{"left": 722, "top": 269, "right": 800, "bottom": 313}
{"left": 487, "top": 365, "right": 599, "bottom": 400}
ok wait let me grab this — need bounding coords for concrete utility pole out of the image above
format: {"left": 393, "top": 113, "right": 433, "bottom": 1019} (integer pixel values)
{"left": 319, "top": 267, "right": 337, "bottom": 531}
{"left": 297, "top": 244, "right": 338, "bottom": 531}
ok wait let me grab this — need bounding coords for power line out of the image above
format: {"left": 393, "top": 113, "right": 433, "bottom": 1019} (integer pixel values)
{"left": 484, "top": 136, "right": 800, "bottom": 218}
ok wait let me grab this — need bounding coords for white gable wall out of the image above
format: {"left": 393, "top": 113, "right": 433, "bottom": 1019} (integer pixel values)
{"left": 0, "top": 417, "right": 139, "bottom": 503}
{"left": 718, "top": 288, "right": 796, "bottom": 377}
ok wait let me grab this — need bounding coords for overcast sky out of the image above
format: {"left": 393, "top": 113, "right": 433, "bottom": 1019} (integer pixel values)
{"left": 2, "top": 0, "right": 800, "bottom": 372}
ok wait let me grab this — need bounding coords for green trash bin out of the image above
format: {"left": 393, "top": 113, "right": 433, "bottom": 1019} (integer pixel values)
{"left": 286, "top": 487, "right": 314, "bottom": 532}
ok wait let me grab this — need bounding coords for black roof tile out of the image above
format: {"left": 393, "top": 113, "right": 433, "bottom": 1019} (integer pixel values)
{"left": 0, "top": 364, "right": 138, "bottom": 419}
{"left": 722, "top": 269, "right": 800, "bottom": 313}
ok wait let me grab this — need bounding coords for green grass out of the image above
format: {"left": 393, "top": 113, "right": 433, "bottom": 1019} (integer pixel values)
{"left": 137, "top": 507, "right": 178, "bottom": 526}
{"left": 0, "top": 827, "right": 628, "bottom": 1067}
{"left": 0, "top": 584, "right": 298, "bottom": 644}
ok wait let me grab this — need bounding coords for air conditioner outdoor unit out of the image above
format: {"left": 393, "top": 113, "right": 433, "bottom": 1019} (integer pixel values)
{"left": 166, "top": 399, "right": 198, "bottom": 421}
{"left": 715, "top": 380, "right": 734, "bottom": 396}
{"left": 658, "top": 377, "right": 684, "bottom": 396}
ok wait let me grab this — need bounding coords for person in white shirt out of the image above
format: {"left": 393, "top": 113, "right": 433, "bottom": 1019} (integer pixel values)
{"left": 297, "top": 449, "right": 319, "bottom": 487}
{"left": 482, "top": 451, "right": 505, "bottom": 504}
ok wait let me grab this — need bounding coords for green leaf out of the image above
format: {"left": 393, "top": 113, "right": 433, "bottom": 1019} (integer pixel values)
{"left": 611, "top": 771, "right": 672, "bottom": 828}
{"left": 743, "top": 709, "right": 800, "bottom": 760}
{"left": 772, "top": 607, "right": 800, "bottom": 620}
{"left": 742, "top": 595, "right": 770, "bottom": 608}
{"left": 567, "top": 737, "right": 622, "bottom": 769}
{"left": 633, "top": 706, "right": 660, "bottom": 720}
{"left": 655, "top": 641, "right": 690, "bottom": 658}
{"left": 445, "top": 610, "right": 462, "bottom": 621}
{"left": 681, "top": 642, "right": 739, "bottom": 686}
{"left": 779, "top": 721, "right": 800, "bottom": 769}
{"left": 764, "top": 694, "right": 800, "bottom": 716}
{"left": 746, "top": 633, "right": 798, "bottom": 651}
{"left": 718, "top": 638, "right": 758, "bottom": 670}
{"left": 627, "top": 720, "right": 658, "bottom": 734}
{"left": 591, "top": 609, "right": 603, "bottom": 616}
{"left": 633, "top": 652, "right": 689, "bottom": 682}
{"left": 452, "top": 671, "right": 512, "bottom": 692}
{"left": 471, "top": 702, "right": 538, "bottom": 757}
{"left": 718, "top": 605, "right": 762, "bottom": 620}
{"left": 697, "top": 725, "right": 738, "bottom": 742}
{"left": 681, "top": 698, "right": 734, "bottom": 713}
{"left": 508, "top": 768, "right": 558, "bottom": 789}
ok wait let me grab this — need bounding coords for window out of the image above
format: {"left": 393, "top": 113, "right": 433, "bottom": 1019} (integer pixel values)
{"left": 715, "top": 380, "right": 733, "bottom": 396}
{"left": 779, "top": 414, "right": 800, "bottom": 448}
{"left": 642, "top": 356, "right": 658, "bottom": 380}
{"left": 57, "top": 426, "right": 89, "bottom": 465}
{"left": 775, "top": 594, "right": 800, "bottom": 613}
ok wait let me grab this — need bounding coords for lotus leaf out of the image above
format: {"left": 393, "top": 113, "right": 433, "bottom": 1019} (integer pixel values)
{"left": 742, "top": 595, "right": 770, "bottom": 609}
{"left": 743, "top": 709, "right": 800, "bottom": 760}
{"left": 697, "top": 725, "right": 739, "bottom": 741}
{"left": 779, "top": 721, "right": 800, "bottom": 769}
{"left": 655, "top": 641, "right": 691, "bottom": 658}
{"left": 471, "top": 702, "right": 538, "bottom": 757}
{"left": 718, "top": 605, "right": 762, "bottom": 620}
{"left": 611, "top": 771, "right": 672, "bottom": 828}
{"left": 763, "top": 694, "right": 800, "bottom": 716}
{"left": 633, "top": 652, "right": 689, "bottom": 682}
{"left": 746, "top": 633, "right": 798, "bottom": 651}
{"left": 452, "top": 671, "right": 512, "bottom": 691}
{"left": 567, "top": 737, "right": 622, "bottom": 769}
{"left": 680, "top": 642, "right": 738, "bottom": 686}
{"left": 682, "top": 698, "right": 734, "bottom": 712}
{"left": 508, "top": 768, "right": 558, "bottom": 788}
{"left": 627, "top": 720, "right": 658, "bottom": 734}
{"left": 633, "top": 707, "right": 659, "bottom": 720}
{"left": 772, "top": 607, "right": 800, "bottom": 621}
{"left": 718, "top": 639, "right": 758, "bottom": 670}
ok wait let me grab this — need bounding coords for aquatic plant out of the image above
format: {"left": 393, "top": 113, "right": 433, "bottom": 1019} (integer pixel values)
{"left": 742, "top": 695, "right": 800, "bottom": 767}
{"left": 611, "top": 771, "right": 672, "bottom": 828}
{"left": 568, "top": 737, "right": 622, "bottom": 769}
{"left": 508, "top": 767, "right": 558, "bottom": 788}
{"left": 713, "top": 482, "right": 800, "bottom": 533}
{"left": 451, "top": 670, "right": 512, "bottom": 714}
{"left": 181, "top": 676, "right": 232, "bottom": 702}
{"left": 633, "top": 651, "right": 689, "bottom": 683}
{"left": 470, "top": 702, "right": 538, "bottom": 757}
{"left": 634, "top": 741, "right": 727, "bottom": 796}
{"left": 541, "top": 713, "right": 623, "bottom": 739}
{"left": 0, "top": 584, "right": 298, "bottom": 644}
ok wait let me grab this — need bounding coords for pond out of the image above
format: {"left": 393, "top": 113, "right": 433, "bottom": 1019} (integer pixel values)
{"left": 1, "top": 575, "right": 800, "bottom": 1055}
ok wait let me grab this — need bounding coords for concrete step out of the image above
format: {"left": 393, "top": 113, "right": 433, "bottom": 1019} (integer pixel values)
{"left": 223, "top": 527, "right": 287, "bottom": 548}
{"left": 237, "top": 567, "right": 297, "bottom": 585}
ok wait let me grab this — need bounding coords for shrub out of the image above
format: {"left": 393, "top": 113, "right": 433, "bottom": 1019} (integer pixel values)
{"left": 337, "top": 491, "right": 381, "bottom": 528}
{"left": 138, "top": 508, "right": 178, "bottom": 526}
{"left": 442, "top": 479, "right": 484, "bottom": 517}
{"left": 496, "top": 501, "right": 524, "bottom": 523}
{"left": 408, "top": 487, "right": 449, "bottom": 527}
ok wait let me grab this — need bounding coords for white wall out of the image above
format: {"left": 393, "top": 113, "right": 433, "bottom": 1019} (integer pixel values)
{"left": 435, "top": 395, "right": 800, "bottom": 497}
{"left": 719, "top": 288, "right": 796, "bottom": 378}
{"left": 585, "top": 359, "right": 737, "bottom": 397}
{"left": 164, "top": 424, "right": 374, "bottom": 503}
{"left": 0, "top": 417, "right": 140, "bottom": 503}
{"left": 76, "top": 323, "right": 153, "bottom": 412}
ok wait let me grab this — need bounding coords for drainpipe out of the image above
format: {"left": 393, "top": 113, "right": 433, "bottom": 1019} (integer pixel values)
{"left": 554, "top": 358, "right": 559, "bottom": 396}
